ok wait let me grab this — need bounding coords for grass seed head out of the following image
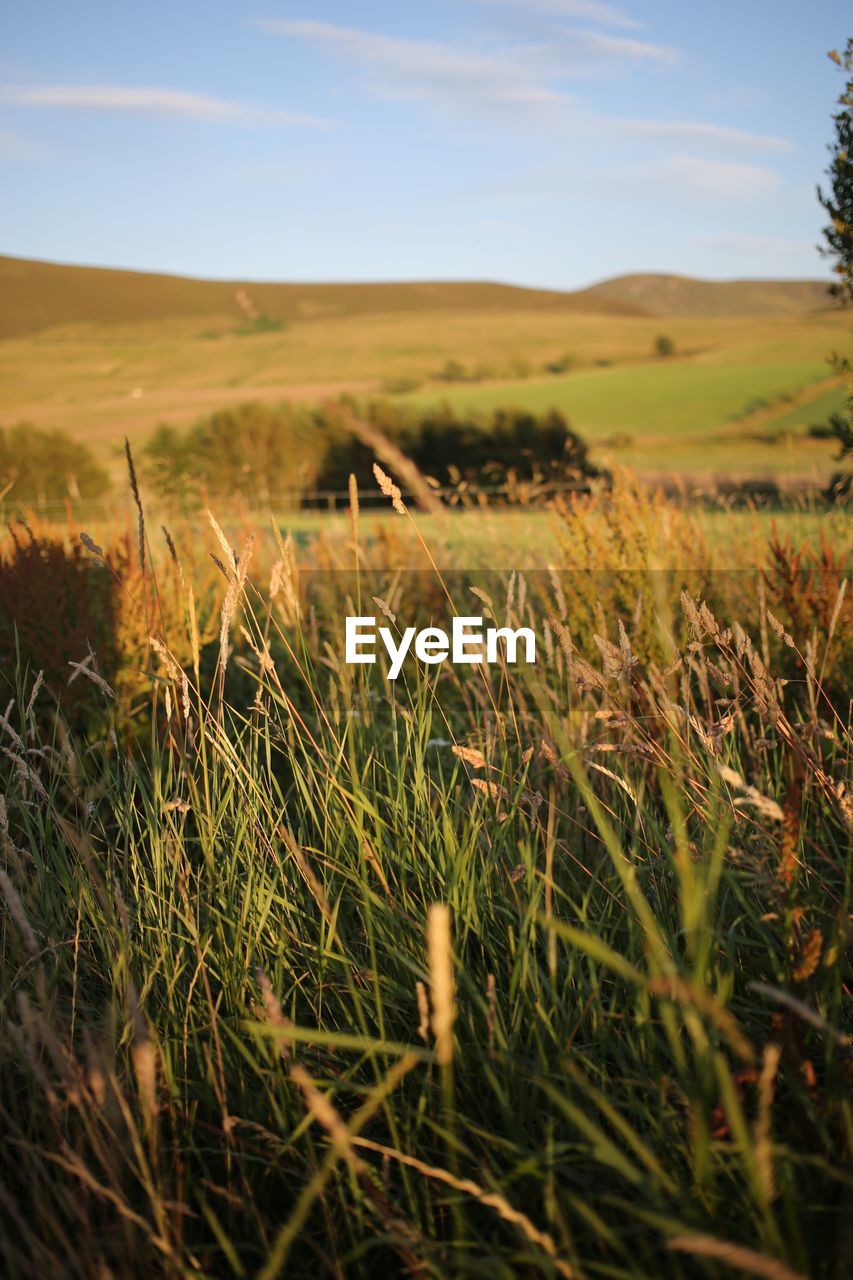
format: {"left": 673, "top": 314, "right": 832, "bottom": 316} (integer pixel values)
{"left": 427, "top": 904, "right": 455, "bottom": 1066}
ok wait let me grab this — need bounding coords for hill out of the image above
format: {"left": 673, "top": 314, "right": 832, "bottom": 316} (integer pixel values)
{"left": 0, "top": 255, "right": 642, "bottom": 341}
{"left": 574, "top": 272, "right": 834, "bottom": 317}
{"left": 0, "top": 256, "right": 836, "bottom": 340}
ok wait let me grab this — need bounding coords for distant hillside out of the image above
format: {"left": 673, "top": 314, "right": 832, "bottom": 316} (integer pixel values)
{"left": 0, "top": 255, "right": 641, "bottom": 340}
{"left": 0, "top": 256, "right": 836, "bottom": 340}
{"left": 574, "top": 273, "right": 833, "bottom": 317}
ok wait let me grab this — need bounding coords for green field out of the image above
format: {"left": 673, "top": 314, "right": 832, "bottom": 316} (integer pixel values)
{"left": 407, "top": 358, "right": 847, "bottom": 478}
{"left": 1, "top": 255, "right": 850, "bottom": 484}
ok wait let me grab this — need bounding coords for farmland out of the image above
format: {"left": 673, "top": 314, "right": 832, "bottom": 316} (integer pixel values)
{"left": 1, "top": 256, "right": 849, "bottom": 484}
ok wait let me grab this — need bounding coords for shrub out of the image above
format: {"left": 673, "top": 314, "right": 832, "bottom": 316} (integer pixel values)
{"left": 655, "top": 333, "right": 675, "bottom": 358}
{"left": 313, "top": 401, "right": 599, "bottom": 492}
{"left": 145, "top": 399, "right": 600, "bottom": 504}
{"left": 0, "top": 423, "right": 110, "bottom": 508}
{"left": 143, "top": 401, "right": 327, "bottom": 506}
{"left": 435, "top": 358, "right": 469, "bottom": 383}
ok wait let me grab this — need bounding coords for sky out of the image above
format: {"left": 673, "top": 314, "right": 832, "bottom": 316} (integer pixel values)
{"left": 0, "top": 2, "right": 849, "bottom": 288}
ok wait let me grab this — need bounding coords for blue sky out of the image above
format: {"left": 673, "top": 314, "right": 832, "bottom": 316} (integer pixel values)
{"left": 0, "top": 2, "right": 848, "bottom": 287}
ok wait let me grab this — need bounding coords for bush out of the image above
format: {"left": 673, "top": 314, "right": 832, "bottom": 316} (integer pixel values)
{"left": 0, "top": 423, "right": 110, "bottom": 508}
{"left": 545, "top": 353, "right": 574, "bottom": 375}
{"left": 143, "top": 402, "right": 328, "bottom": 506}
{"left": 313, "top": 400, "right": 599, "bottom": 491}
{"left": 145, "top": 399, "right": 600, "bottom": 505}
{"left": 655, "top": 334, "right": 675, "bottom": 358}
{"left": 435, "top": 359, "right": 468, "bottom": 383}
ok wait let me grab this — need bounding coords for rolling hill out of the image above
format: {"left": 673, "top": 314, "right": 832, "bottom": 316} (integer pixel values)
{"left": 0, "top": 255, "right": 643, "bottom": 341}
{"left": 0, "top": 255, "right": 836, "bottom": 340}
{"left": 574, "top": 272, "right": 834, "bottom": 317}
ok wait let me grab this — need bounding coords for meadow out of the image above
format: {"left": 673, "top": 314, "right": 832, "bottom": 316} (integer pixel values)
{"left": 0, "top": 460, "right": 851, "bottom": 1278}
{"left": 1, "top": 255, "right": 851, "bottom": 1277}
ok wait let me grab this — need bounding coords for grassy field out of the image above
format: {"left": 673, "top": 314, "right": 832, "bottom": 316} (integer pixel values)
{"left": 1, "top": 474, "right": 851, "bottom": 1277}
{"left": 1, "top": 256, "right": 849, "bottom": 484}
{"left": 15, "top": 498, "right": 850, "bottom": 572}
{"left": 408, "top": 357, "right": 847, "bottom": 479}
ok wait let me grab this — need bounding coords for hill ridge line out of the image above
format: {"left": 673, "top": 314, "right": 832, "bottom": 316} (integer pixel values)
{"left": 0, "top": 253, "right": 836, "bottom": 340}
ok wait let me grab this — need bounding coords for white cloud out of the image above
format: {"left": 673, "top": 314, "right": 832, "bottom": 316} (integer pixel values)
{"left": 470, "top": 0, "right": 642, "bottom": 29}
{"left": 255, "top": 20, "right": 576, "bottom": 114}
{"left": 257, "top": 20, "right": 788, "bottom": 153}
{"left": 0, "top": 84, "right": 336, "bottom": 128}
{"left": 615, "top": 118, "right": 790, "bottom": 153}
{"left": 546, "top": 28, "right": 679, "bottom": 69}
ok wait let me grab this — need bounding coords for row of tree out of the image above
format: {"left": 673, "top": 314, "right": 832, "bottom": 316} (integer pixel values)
{"left": 0, "top": 401, "right": 599, "bottom": 510}
{"left": 142, "top": 399, "right": 599, "bottom": 504}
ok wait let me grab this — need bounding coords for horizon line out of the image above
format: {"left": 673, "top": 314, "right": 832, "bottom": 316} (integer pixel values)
{"left": 0, "top": 249, "right": 835, "bottom": 293}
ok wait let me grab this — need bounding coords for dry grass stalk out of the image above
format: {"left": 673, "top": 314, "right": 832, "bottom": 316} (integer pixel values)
{"left": 753, "top": 1042, "right": 781, "bottom": 1203}
{"left": 206, "top": 510, "right": 236, "bottom": 568}
{"left": 269, "top": 526, "right": 300, "bottom": 622}
{"left": 348, "top": 472, "right": 359, "bottom": 550}
{"left": 718, "top": 765, "right": 784, "bottom": 824}
{"left": 79, "top": 531, "right": 104, "bottom": 559}
{"left": 471, "top": 777, "right": 509, "bottom": 804}
{"left": 286, "top": 1056, "right": 426, "bottom": 1276}
{"left": 132, "top": 1026, "right": 159, "bottom": 1135}
{"left": 161, "top": 525, "right": 178, "bottom": 564}
{"left": 778, "top": 773, "right": 803, "bottom": 886}
{"left": 486, "top": 974, "right": 497, "bottom": 1060}
{"left": 125, "top": 437, "right": 145, "bottom": 573}
{"left": 0, "top": 867, "right": 38, "bottom": 957}
{"left": 372, "top": 595, "right": 396, "bottom": 623}
{"left": 373, "top": 464, "right": 407, "bottom": 516}
{"left": 67, "top": 653, "right": 115, "bottom": 700}
{"left": 792, "top": 928, "right": 823, "bottom": 982}
{"left": 748, "top": 982, "right": 853, "bottom": 1049}
{"left": 280, "top": 827, "right": 335, "bottom": 934}
{"left": 415, "top": 981, "right": 430, "bottom": 1043}
{"left": 149, "top": 636, "right": 182, "bottom": 682}
{"left": 0, "top": 712, "right": 25, "bottom": 755}
{"left": 331, "top": 404, "right": 440, "bottom": 513}
{"left": 2, "top": 747, "right": 48, "bottom": 800}
{"left": 257, "top": 971, "right": 291, "bottom": 1062}
{"left": 667, "top": 1234, "right": 806, "bottom": 1280}
{"left": 218, "top": 533, "right": 255, "bottom": 680}
{"left": 352, "top": 1136, "right": 574, "bottom": 1278}
{"left": 23, "top": 670, "right": 44, "bottom": 720}
{"left": 427, "top": 904, "right": 455, "bottom": 1066}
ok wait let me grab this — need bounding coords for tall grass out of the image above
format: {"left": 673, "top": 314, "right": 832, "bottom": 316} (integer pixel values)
{"left": 0, "top": 468, "right": 850, "bottom": 1278}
